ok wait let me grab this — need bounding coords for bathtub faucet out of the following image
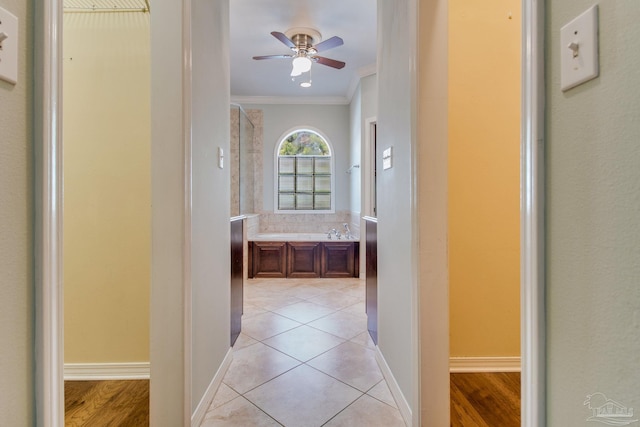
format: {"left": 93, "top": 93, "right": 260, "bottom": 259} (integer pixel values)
{"left": 343, "top": 223, "right": 353, "bottom": 239}
{"left": 327, "top": 228, "right": 342, "bottom": 240}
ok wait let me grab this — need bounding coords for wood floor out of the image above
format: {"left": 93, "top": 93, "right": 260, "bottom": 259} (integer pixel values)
{"left": 65, "top": 380, "right": 149, "bottom": 427}
{"left": 451, "top": 372, "right": 521, "bottom": 427}
{"left": 64, "top": 373, "right": 518, "bottom": 426}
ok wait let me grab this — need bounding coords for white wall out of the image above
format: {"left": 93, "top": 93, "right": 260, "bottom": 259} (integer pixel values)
{"left": 349, "top": 87, "right": 362, "bottom": 215}
{"left": 242, "top": 103, "right": 351, "bottom": 212}
{"left": 417, "top": 0, "right": 450, "bottom": 423}
{"left": 190, "top": 0, "right": 231, "bottom": 415}
{"left": 546, "top": 0, "right": 640, "bottom": 423}
{"left": 150, "top": 0, "right": 187, "bottom": 422}
{"left": 360, "top": 75, "right": 378, "bottom": 132}
{"left": 348, "top": 74, "right": 378, "bottom": 218}
{"left": 376, "top": 0, "right": 419, "bottom": 421}
{"left": 0, "top": 0, "right": 34, "bottom": 424}
{"left": 150, "top": 0, "right": 230, "bottom": 424}
{"left": 350, "top": 74, "right": 378, "bottom": 276}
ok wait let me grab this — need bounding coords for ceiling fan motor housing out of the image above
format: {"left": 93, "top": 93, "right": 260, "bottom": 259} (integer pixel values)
{"left": 291, "top": 34, "right": 316, "bottom": 53}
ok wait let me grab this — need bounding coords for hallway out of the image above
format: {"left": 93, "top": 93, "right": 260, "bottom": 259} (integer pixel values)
{"left": 201, "top": 277, "right": 406, "bottom": 426}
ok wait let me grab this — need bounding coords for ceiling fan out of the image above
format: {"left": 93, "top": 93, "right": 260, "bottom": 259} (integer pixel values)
{"left": 253, "top": 28, "right": 346, "bottom": 78}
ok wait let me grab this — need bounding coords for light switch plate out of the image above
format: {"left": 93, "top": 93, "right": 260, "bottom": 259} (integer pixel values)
{"left": 560, "top": 5, "right": 598, "bottom": 91}
{"left": 218, "top": 147, "right": 224, "bottom": 169}
{"left": 0, "top": 6, "right": 18, "bottom": 85}
{"left": 382, "top": 147, "right": 392, "bottom": 170}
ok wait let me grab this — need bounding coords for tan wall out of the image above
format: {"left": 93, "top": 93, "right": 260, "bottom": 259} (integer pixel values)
{"left": 448, "top": 0, "right": 521, "bottom": 357}
{"left": 63, "top": 12, "right": 150, "bottom": 363}
{"left": 0, "top": 0, "right": 35, "bottom": 423}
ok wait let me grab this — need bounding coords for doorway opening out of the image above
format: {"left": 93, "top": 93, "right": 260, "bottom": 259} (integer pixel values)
{"left": 61, "top": 1, "right": 152, "bottom": 424}
{"left": 36, "top": 0, "right": 545, "bottom": 425}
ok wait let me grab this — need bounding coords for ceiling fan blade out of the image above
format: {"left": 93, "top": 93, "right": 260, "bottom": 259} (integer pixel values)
{"left": 313, "top": 36, "right": 344, "bottom": 52}
{"left": 253, "top": 55, "right": 294, "bottom": 60}
{"left": 271, "top": 31, "right": 296, "bottom": 49}
{"left": 313, "top": 56, "right": 346, "bottom": 69}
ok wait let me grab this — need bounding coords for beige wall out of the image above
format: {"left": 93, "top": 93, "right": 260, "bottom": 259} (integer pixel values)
{"left": 448, "top": 0, "right": 521, "bottom": 357}
{"left": 63, "top": 12, "right": 150, "bottom": 363}
{"left": 0, "top": 0, "right": 34, "bottom": 423}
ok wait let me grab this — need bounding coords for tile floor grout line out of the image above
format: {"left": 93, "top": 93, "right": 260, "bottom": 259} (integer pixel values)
{"left": 300, "top": 361, "right": 379, "bottom": 395}
{"left": 229, "top": 361, "right": 304, "bottom": 397}
{"left": 241, "top": 395, "right": 286, "bottom": 427}
{"left": 203, "top": 278, "right": 404, "bottom": 426}
{"left": 318, "top": 392, "right": 367, "bottom": 427}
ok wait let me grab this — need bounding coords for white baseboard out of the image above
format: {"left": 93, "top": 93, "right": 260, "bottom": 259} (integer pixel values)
{"left": 191, "top": 348, "right": 234, "bottom": 427}
{"left": 449, "top": 356, "right": 521, "bottom": 373}
{"left": 375, "top": 347, "right": 413, "bottom": 427}
{"left": 64, "top": 362, "right": 150, "bottom": 380}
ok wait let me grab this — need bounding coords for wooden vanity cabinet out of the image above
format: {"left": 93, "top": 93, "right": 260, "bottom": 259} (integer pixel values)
{"left": 249, "top": 241, "right": 358, "bottom": 278}
{"left": 321, "top": 242, "right": 359, "bottom": 278}
{"left": 249, "top": 241, "right": 287, "bottom": 278}
{"left": 287, "top": 242, "right": 322, "bottom": 278}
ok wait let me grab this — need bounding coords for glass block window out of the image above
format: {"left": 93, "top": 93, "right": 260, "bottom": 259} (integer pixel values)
{"left": 276, "top": 129, "right": 333, "bottom": 211}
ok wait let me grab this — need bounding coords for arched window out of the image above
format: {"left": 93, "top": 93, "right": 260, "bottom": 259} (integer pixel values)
{"left": 276, "top": 129, "right": 333, "bottom": 212}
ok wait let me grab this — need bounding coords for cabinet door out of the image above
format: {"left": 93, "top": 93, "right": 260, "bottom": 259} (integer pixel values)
{"left": 287, "top": 242, "right": 321, "bottom": 278}
{"left": 321, "top": 242, "right": 356, "bottom": 278}
{"left": 365, "top": 220, "right": 378, "bottom": 344}
{"left": 230, "top": 219, "right": 243, "bottom": 346}
{"left": 252, "top": 241, "right": 287, "bottom": 278}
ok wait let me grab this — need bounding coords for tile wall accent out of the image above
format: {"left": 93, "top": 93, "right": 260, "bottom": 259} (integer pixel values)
{"left": 350, "top": 211, "right": 361, "bottom": 237}
{"left": 230, "top": 107, "right": 240, "bottom": 217}
{"left": 230, "top": 108, "right": 263, "bottom": 217}
{"left": 257, "top": 211, "right": 355, "bottom": 234}
{"left": 246, "top": 109, "right": 264, "bottom": 213}
{"left": 245, "top": 214, "right": 259, "bottom": 237}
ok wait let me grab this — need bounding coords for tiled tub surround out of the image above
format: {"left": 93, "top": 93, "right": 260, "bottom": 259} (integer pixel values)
{"left": 230, "top": 108, "right": 264, "bottom": 217}
{"left": 255, "top": 211, "right": 359, "bottom": 236}
{"left": 200, "top": 278, "right": 406, "bottom": 427}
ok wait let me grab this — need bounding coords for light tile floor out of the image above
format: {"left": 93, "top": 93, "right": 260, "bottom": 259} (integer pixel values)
{"left": 201, "top": 278, "right": 406, "bottom": 427}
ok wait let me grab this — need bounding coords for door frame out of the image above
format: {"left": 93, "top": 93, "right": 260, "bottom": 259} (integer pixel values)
{"left": 34, "top": 0, "right": 64, "bottom": 424}
{"left": 363, "top": 116, "right": 377, "bottom": 218}
{"left": 520, "top": 0, "right": 546, "bottom": 423}
{"left": 35, "top": 0, "right": 546, "bottom": 425}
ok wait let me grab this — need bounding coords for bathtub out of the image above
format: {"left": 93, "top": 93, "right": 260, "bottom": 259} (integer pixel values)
{"left": 248, "top": 232, "right": 359, "bottom": 278}
{"left": 249, "top": 232, "right": 358, "bottom": 242}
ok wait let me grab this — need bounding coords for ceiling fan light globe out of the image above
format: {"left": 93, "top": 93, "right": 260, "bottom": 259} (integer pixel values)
{"left": 292, "top": 56, "right": 312, "bottom": 73}
{"left": 290, "top": 67, "right": 303, "bottom": 77}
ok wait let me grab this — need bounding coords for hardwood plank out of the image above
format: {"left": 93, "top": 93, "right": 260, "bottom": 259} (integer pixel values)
{"left": 451, "top": 373, "right": 520, "bottom": 427}
{"left": 450, "top": 377, "right": 489, "bottom": 427}
{"left": 65, "top": 380, "right": 149, "bottom": 427}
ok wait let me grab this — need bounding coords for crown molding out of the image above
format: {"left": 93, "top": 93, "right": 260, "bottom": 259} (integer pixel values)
{"left": 232, "top": 63, "right": 377, "bottom": 106}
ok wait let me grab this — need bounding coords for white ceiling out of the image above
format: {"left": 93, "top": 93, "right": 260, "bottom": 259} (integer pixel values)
{"left": 230, "top": 0, "right": 377, "bottom": 103}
